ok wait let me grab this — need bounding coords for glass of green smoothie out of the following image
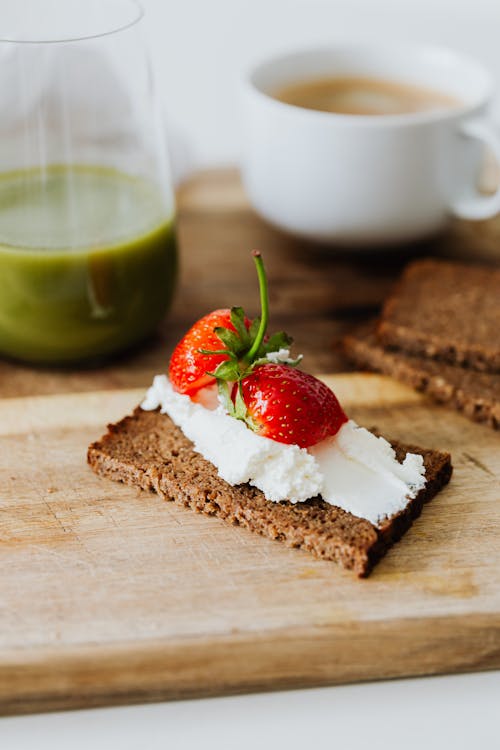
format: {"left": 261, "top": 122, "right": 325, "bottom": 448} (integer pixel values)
{"left": 0, "top": 0, "right": 177, "bottom": 365}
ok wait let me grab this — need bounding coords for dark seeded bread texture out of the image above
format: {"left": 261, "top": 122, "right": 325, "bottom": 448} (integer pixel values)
{"left": 377, "top": 259, "right": 500, "bottom": 373}
{"left": 344, "top": 326, "right": 500, "bottom": 430}
{"left": 88, "top": 408, "right": 452, "bottom": 577}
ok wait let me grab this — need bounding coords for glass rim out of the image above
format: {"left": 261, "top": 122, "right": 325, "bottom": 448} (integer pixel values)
{"left": 0, "top": 0, "right": 144, "bottom": 45}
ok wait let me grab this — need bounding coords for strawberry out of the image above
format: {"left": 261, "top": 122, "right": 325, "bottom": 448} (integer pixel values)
{"left": 234, "top": 363, "right": 347, "bottom": 448}
{"left": 169, "top": 252, "right": 294, "bottom": 395}
{"left": 169, "top": 250, "right": 349, "bottom": 449}
{"left": 169, "top": 309, "right": 248, "bottom": 394}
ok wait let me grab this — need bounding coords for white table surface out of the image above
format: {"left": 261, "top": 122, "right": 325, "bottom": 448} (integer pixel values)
{"left": 2, "top": 0, "right": 500, "bottom": 744}
{"left": 1, "top": 671, "right": 499, "bottom": 749}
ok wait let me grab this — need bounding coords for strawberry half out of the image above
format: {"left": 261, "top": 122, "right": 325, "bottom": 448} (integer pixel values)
{"left": 235, "top": 363, "right": 347, "bottom": 448}
{"left": 169, "top": 309, "right": 249, "bottom": 394}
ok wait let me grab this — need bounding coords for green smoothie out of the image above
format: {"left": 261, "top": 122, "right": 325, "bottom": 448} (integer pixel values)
{"left": 0, "top": 165, "right": 177, "bottom": 364}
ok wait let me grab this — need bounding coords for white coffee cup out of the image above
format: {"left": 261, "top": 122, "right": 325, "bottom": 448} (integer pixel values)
{"left": 240, "top": 43, "right": 500, "bottom": 247}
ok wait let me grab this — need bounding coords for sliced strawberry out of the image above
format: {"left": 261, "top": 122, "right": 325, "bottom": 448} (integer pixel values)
{"left": 169, "top": 309, "right": 250, "bottom": 394}
{"left": 236, "top": 363, "right": 347, "bottom": 448}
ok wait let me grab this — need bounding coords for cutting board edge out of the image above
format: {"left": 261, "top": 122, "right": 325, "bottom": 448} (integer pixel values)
{"left": 2, "top": 611, "right": 499, "bottom": 716}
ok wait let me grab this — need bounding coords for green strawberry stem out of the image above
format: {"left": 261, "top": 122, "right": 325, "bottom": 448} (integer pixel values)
{"left": 201, "top": 250, "right": 296, "bottom": 391}
{"left": 242, "top": 250, "right": 269, "bottom": 364}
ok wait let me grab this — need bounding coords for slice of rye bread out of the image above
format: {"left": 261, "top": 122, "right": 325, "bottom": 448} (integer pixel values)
{"left": 344, "top": 325, "right": 500, "bottom": 430}
{"left": 87, "top": 408, "right": 452, "bottom": 577}
{"left": 377, "top": 258, "right": 500, "bottom": 373}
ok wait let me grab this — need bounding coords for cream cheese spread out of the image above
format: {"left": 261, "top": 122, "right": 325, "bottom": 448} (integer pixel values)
{"left": 141, "top": 375, "right": 426, "bottom": 527}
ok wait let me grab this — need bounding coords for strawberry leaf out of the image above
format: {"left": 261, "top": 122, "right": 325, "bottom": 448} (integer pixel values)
{"left": 261, "top": 331, "right": 293, "bottom": 355}
{"left": 198, "top": 347, "right": 237, "bottom": 359}
{"left": 248, "top": 316, "right": 261, "bottom": 344}
{"left": 217, "top": 380, "right": 235, "bottom": 416}
{"left": 283, "top": 354, "right": 303, "bottom": 367}
{"left": 230, "top": 307, "right": 250, "bottom": 347}
{"left": 211, "top": 359, "right": 241, "bottom": 382}
{"left": 214, "top": 326, "right": 242, "bottom": 353}
{"left": 233, "top": 382, "right": 248, "bottom": 420}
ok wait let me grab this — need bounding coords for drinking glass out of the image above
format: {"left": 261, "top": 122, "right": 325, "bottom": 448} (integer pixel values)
{"left": 0, "top": 0, "right": 177, "bottom": 364}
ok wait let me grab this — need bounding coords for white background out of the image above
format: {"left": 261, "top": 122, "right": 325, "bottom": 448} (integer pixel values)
{"left": 2, "top": 0, "right": 500, "bottom": 747}
{"left": 141, "top": 0, "right": 500, "bottom": 173}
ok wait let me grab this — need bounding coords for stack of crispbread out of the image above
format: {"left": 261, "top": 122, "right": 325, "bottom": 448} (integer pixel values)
{"left": 343, "top": 259, "right": 500, "bottom": 429}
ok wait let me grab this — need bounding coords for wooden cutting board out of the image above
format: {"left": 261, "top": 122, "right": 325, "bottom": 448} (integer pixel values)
{"left": 1, "top": 373, "right": 499, "bottom": 715}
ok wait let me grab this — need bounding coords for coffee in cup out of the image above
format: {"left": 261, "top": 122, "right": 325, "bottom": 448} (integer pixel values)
{"left": 273, "top": 75, "right": 461, "bottom": 116}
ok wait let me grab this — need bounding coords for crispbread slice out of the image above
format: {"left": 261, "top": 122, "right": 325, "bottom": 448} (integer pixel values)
{"left": 377, "top": 259, "right": 500, "bottom": 373}
{"left": 88, "top": 408, "right": 452, "bottom": 577}
{"left": 344, "top": 325, "right": 500, "bottom": 430}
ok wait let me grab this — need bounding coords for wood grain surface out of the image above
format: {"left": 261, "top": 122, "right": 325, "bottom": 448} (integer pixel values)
{"left": 1, "top": 168, "right": 499, "bottom": 399}
{"left": 1, "top": 168, "right": 500, "bottom": 715}
{"left": 1, "top": 374, "right": 499, "bottom": 715}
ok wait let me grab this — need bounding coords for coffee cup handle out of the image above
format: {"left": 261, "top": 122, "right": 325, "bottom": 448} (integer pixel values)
{"left": 448, "top": 118, "right": 500, "bottom": 220}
